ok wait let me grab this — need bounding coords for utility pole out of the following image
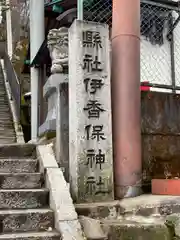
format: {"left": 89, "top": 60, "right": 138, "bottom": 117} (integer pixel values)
{"left": 112, "top": 0, "right": 142, "bottom": 198}
{"left": 30, "top": 0, "right": 44, "bottom": 141}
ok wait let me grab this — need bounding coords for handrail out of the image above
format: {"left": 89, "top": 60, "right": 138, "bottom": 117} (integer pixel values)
{"left": 3, "top": 53, "right": 21, "bottom": 122}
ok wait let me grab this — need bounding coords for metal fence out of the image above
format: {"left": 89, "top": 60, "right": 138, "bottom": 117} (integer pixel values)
{"left": 83, "top": 0, "right": 112, "bottom": 26}
{"left": 81, "top": 0, "right": 180, "bottom": 92}
{"left": 4, "top": 52, "right": 21, "bottom": 121}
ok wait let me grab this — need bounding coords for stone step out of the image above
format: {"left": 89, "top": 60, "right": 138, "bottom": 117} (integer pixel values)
{"left": 0, "top": 140, "right": 16, "bottom": 144}
{"left": 0, "top": 118, "right": 13, "bottom": 121}
{"left": 0, "top": 112, "right": 11, "bottom": 115}
{"left": 0, "top": 145, "right": 36, "bottom": 159}
{"left": 76, "top": 195, "right": 180, "bottom": 220}
{"left": 0, "top": 94, "right": 8, "bottom": 97}
{"left": 0, "top": 132, "right": 15, "bottom": 135}
{"left": 0, "top": 106, "right": 11, "bottom": 109}
{"left": 0, "top": 101, "right": 9, "bottom": 104}
{"left": 0, "top": 100, "right": 9, "bottom": 104}
{"left": 0, "top": 135, "right": 16, "bottom": 139}
{"left": 0, "top": 140, "right": 16, "bottom": 145}
{"left": 0, "top": 131, "right": 15, "bottom": 135}
{"left": 0, "top": 102, "right": 9, "bottom": 105}
{"left": 0, "top": 103, "right": 10, "bottom": 106}
{"left": 0, "top": 138, "right": 16, "bottom": 142}
{"left": 0, "top": 134, "right": 15, "bottom": 138}
{"left": 0, "top": 111, "right": 12, "bottom": 113}
{"left": 0, "top": 122, "right": 14, "bottom": 126}
{"left": 0, "top": 124, "right": 14, "bottom": 127}
{"left": 0, "top": 123, "right": 14, "bottom": 127}
{"left": 0, "top": 110, "right": 11, "bottom": 114}
{"left": 0, "top": 209, "right": 54, "bottom": 233}
{"left": 0, "top": 159, "right": 38, "bottom": 173}
{"left": 0, "top": 118, "right": 13, "bottom": 122}
{"left": 0, "top": 112, "right": 13, "bottom": 116}
{"left": 0, "top": 231, "right": 60, "bottom": 239}
{"left": 0, "top": 139, "right": 16, "bottom": 144}
{"left": 0, "top": 173, "right": 42, "bottom": 189}
{"left": 101, "top": 218, "right": 171, "bottom": 240}
{"left": 0, "top": 189, "right": 49, "bottom": 209}
{"left": 0, "top": 136, "right": 16, "bottom": 139}
{"left": 0, "top": 139, "right": 16, "bottom": 143}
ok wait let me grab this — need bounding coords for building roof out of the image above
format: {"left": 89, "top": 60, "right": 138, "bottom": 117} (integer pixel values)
{"left": 22, "top": 0, "right": 76, "bottom": 74}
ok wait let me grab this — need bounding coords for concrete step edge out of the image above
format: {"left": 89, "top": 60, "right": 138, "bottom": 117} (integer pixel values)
{"left": 0, "top": 173, "right": 41, "bottom": 176}
{"left": 0, "top": 158, "right": 37, "bottom": 161}
{"left": 0, "top": 188, "right": 48, "bottom": 193}
{"left": 0, "top": 208, "right": 53, "bottom": 215}
{"left": 0, "top": 231, "right": 60, "bottom": 239}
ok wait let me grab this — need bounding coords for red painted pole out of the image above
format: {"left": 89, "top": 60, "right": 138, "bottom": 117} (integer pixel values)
{"left": 112, "top": 0, "right": 142, "bottom": 198}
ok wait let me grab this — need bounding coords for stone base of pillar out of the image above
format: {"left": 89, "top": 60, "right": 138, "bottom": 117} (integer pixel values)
{"left": 39, "top": 73, "right": 69, "bottom": 181}
{"left": 39, "top": 120, "right": 56, "bottom": 137}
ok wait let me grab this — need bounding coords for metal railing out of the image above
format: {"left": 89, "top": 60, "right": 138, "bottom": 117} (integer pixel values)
{"left": 80, "top": 0, "right": 180, "bottom": 92}
{"left": 3, "top": 53, "right": 21, "bottom": 121}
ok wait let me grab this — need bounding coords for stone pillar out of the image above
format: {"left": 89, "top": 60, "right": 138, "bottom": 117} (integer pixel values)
{"left": 69, "top": 20, "right": 114, "bottom": 203}
{"left": 39, "top": 28, "right": 69, "bottom": 181}
{"left": 30, "top": 0, "right": 45, "bottom": 141}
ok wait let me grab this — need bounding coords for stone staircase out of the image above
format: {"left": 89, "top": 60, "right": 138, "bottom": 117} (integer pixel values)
{"left": 0, "top": 66, "right": 16, "bottom": 144}
{"left": 0, "top": 144, "right": 60, "bottom": 239}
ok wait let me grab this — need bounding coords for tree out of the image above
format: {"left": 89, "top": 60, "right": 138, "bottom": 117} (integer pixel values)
{"left": 10, "top": 0, "right": 30, "bottom": 47}
{"left": 0, "top": 0, "right": 10, "bottom": 41}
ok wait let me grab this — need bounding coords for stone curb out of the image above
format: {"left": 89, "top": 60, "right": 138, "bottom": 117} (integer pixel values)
{"left": 36, "top": 144, "right": 85, "bottom": 240}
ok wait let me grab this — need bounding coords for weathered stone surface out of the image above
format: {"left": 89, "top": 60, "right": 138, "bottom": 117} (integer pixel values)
{"left": 76, "top": 195, "right": 180, "bottom": 220}
{"left": 0, "top": 144, "right": 36, "bottom": 158}
{"left": 56, "top": 81, "right": 69, "bottom": 182}
{"left": 0, "top": 189, "right": 48, "bottom": 209}
{"left": 69, "top": 20, "right": 113, "bottom": 203}
{"left": 58, "top": 220, "right": 85, "bottom": 240}
{"left": 79, "top": 216, "right": 106, "bottom": 240}
{"left": 76, "top": 201, "right": 121, "bottom": 220}
{"left": 0, "top": 159, "right": 38, "bottom": 173}
{"left": 0, "top": 231, "right": 60, "bottom": 239}
{"left": 46, "top": 168, "right": 77, "bottom": 221}
{"left": 0, "top": 209, "right": 54, "bottom": 233}
{"left": 0, "top": 173, "right": 42, "bottom": 189}
{"left": 0, "top": 144, "right": 61, "bottom": 239}
{"left": 38, "top": 144, "right": 84, "bottom": 240}
{"left": 165, "top": 213, "right": 180, "bottom": 238}
{"left": 102, "top": 220, "right": 171, "bottom": 240}
{"left": 38, "top": 73, "right": 68, "bottom": 141}
{"left": 37, "top": 145, "right": 58, "bottom": 173}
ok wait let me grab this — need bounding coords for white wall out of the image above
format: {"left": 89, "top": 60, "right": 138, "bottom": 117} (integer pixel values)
{"left": 140, "top": 19, "right": 172, "bottom": 93}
